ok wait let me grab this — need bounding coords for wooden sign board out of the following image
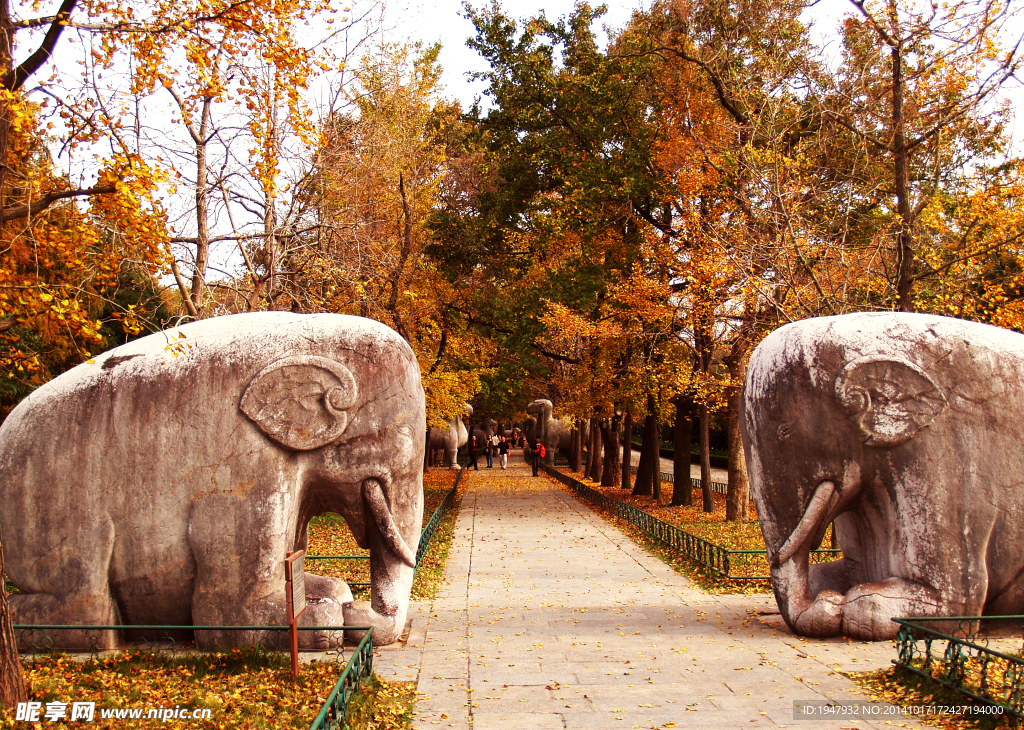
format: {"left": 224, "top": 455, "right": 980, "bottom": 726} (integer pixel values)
{"left": 285, "top": 550, "right": 306, "bottom": 678}
{"left": 286, "top": 551, "right": 305, "bottom": 617}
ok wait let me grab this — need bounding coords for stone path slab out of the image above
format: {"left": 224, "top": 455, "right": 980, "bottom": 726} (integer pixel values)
{"left": 375, "top": 456, "right": 929, "bottom": 730}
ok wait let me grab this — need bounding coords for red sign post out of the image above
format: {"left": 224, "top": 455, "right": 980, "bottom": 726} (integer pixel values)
{"left": 285, "top": 550, "right": 306, "bottom": 678}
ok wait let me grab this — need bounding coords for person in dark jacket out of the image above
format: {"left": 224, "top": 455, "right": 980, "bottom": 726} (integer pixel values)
{"left": 531, "top": 437, "right": 543, "bottom": 477}
{"left": 468, "top": 433, "right": 479, "bottom": 470}
{"left": 498, "top": 435, "right": 510, "bottom": 470}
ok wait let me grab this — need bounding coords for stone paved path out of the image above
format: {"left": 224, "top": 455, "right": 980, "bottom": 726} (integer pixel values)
{"left": 375, "top": 455, "right": 928, "bottom": 730}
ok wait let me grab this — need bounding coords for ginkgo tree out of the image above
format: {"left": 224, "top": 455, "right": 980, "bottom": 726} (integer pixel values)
{"left": 0, "top": 97, "right": 170, "bottom": 712}
{"left": 274, "top": 41, "right": 489, "bottom": 426}
{"left": 0, "top": 0, "right": 363, "bottom": 705}
{"left": 817, "top": 0, "right": 1023, "bottom": 313}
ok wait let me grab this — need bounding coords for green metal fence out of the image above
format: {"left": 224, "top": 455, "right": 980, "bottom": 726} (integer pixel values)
{"left": 12, "top": 624, "right": 366, "bottom": 659}
{"left": 416, "top": 467, "right": 464, "bottom": 565}
{"left": 542, "top": 464, "right": 840, "bottom": 580}
{"left": 892, "top": 616, "right": 1023, "bottom": 724}
{"left": 627, "top": 463, "right": 727, "bottom": 495}
{"left": 308, "top": 629, "right": 374, "bottom": 730}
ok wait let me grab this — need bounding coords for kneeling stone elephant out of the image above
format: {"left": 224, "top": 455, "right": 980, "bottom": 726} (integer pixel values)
{"left": 743, "top": 312, "right": 1024, "bottom": 640}
{"left": 0, "top": 312, "right": 424, "bottom": 648}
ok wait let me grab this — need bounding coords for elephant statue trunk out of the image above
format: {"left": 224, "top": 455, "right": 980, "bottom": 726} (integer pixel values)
{"left": 768, "top": 479, "right": 844, "bottom": 636}
{"left": 773, "top": 480, "right": 836, "bottom": 568}
{"left": 343, "top": 479, "right": 416, "bottom": 644}
{"left": 771, "top": 549, "right": 844, "bottom": 637}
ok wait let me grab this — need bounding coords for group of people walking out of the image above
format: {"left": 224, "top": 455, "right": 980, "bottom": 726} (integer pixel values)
{"left": 467, "top": 432, "right": 512, "bottom": 470}
{"left": 463, "top": 425, "right": 548, "bottom": 476}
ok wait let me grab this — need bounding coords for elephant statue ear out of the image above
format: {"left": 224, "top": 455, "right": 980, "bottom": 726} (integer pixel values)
{"left": 835, "top": 355, "right": 947, "bottom": 447}
{"left": 241, "top": 355, "right": 358, "bottom": 450}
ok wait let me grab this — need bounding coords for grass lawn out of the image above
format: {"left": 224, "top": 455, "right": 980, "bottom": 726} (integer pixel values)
{"left": 847, "top": 662, "right": 1020, "bottom": 730}
{"left": 0, "top": 648, "right": 415, "bottom": 730}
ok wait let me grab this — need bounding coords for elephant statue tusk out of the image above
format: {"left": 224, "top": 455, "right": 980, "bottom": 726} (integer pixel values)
{"left": 363, "top": 478, "right": 417, "bottom": 568}
{"left": 775, "top": 480, "right": 836, "bottom": 567}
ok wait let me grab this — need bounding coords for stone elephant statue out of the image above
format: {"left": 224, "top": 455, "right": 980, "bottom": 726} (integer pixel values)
{"left": 742, "top": 312, "right": 1024, "bottom": 641}
{"left": 526, "top": 399, "right": 572, "bottom": 462}
{"left": 0, "top": 312, "right": 424, "bottom": 649}
{"left": 470, "top": 418, "right": 496, "bottom": 452}
{"left": 428, "top": 403, "right": 470, "bottom": 468}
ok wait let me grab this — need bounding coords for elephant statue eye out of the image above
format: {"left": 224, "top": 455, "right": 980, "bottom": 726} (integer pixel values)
{"left": 777, "top": 423, "right": 791, "bottom": 440}
{"left": 327, "top": 387, "right": 353, "bottom": 411}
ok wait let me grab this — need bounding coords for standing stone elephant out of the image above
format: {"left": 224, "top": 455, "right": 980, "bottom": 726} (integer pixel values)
{"left": 742, "top": 312, "right": 1024, "bottom": 640}
{"left": 0, "top": 312, "right": 424, "bottom": 648}
{"left": 470, "top": 418, "right": 496, "bottom": 452}
{"left": 526, "top": 399, "right": 572, "bottom": 463}
{"left": 428, "top": 403, "right": 470, "bottom": 468}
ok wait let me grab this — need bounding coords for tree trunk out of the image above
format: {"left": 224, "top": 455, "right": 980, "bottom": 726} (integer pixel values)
{"left": 632, "top": 411, "right": 654, "bottom": 496}
{"left": 671, "top": 395, "right": 693, "bottom": 507}
{"left": 699, "top": 401, "right": 714, "bottom": 512}
{"left": 647, "top": 393, "right": 662, "bottom": 502}
{"left": 891, "top": 38, "right": 915, "bottom": 313}
{"left": 423, "top": 427, "right": 431, "bottom": 473}
{"left": 725, "top": 361, "right": 750, "bottom": 522}
{"left": 569, "top": 424, "right": 580, "bottom": 472}
{"left": 600, "top": 414, "right": 621, "bottom": 487}
{"left": 588, "top": 417, "right": 603, "bottom": 484}
{"left": 620, "top": 410, "right": 632, "bottom": 489}
{"left": 0, "top": 529, "right": 26, "bottom": 708}
{"left": 190, "top": 127, "right": 210, "bottom": 314}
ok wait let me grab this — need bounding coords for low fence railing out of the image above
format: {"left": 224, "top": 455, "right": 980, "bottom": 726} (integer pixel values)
{"left": 12, "top": 624, "right": 366, "bottom": 660}
{"left": 416, "top": 468, "right": 464, "bottom": 565}
{"left": 308, "top": 629, "right": 374, "bottom": 730}
{"left": 892, "top": 616, "right": 1023, "bottom": 723}
{"left": 543, "top": 464, "right": 841, "bottom": 580}
{"left": 627, "top": 463, "right": 727, "bottom": 495}
{"left": 306, "top": 466, "right": 466, "bottom": 583}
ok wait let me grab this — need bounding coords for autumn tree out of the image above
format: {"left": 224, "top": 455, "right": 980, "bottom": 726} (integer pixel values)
{"left": 0, "top": 0, "right": 366, "bottom": 704}
{"left": 0, "top": 98, "right": 169, "bottom": 713}
{"left": 429, "top": 3, "right": 694, "bottom": 482}
{"left": 618, "top": 0, "right": 822, "bottom": 517}
{"left": 820, "top": 0, "right": 1023, "bottom": 313}
{"left": 278, "top": 41, "right": 488, "bottom": 424}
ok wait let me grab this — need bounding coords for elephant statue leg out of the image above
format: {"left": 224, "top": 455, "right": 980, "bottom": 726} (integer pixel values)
{"left": 187, "top": 492, "right": 350, "bottom": 649}
{"left": 8, "top": 512, "right": 121, "bottom": 650}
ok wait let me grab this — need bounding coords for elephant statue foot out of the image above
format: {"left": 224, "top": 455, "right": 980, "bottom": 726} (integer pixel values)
{"left": 295, "top": 574, "right": 354, "bottom": 650}
{"left": 839, "top": 579, "right": 943, "bottom": 641}
{"left": 775, "top": 553, "right": 943, "bottom": 640}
